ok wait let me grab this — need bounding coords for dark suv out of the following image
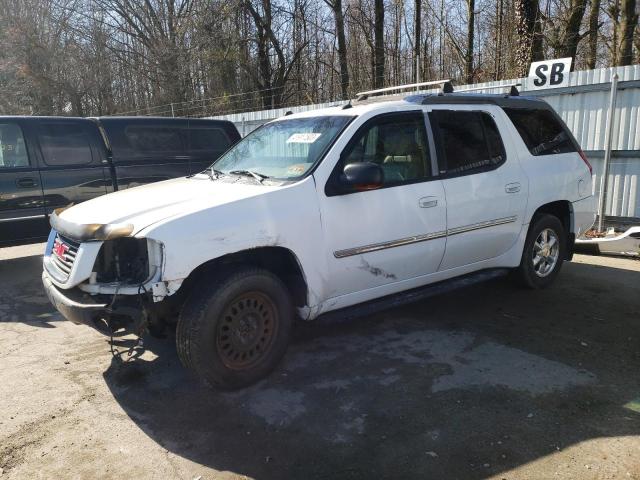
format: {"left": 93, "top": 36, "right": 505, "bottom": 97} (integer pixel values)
{"left": 0, "top": 116, "right": 240, "bottom": 247}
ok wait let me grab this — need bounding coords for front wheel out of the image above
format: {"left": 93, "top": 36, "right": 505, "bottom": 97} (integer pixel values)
{"left": 516, "top": 214, "right": 566, "bottom": 289}
{"left": 176, "top": 266, "right": 293, "bottom": 389}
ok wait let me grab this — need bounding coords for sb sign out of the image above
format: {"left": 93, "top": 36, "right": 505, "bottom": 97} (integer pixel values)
{"left": 528, "top": 57, "right": 572, "bottom": 89}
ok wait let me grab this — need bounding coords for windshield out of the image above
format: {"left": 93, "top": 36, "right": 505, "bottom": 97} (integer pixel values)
{"left": 212, "top": 115, "right": 353, "bottom": 180}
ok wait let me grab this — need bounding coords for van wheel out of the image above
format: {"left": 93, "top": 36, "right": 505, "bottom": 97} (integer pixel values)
{"left": 176, "top": 266, "right": 293, "bottom": 389}
{"left": 516, "top": 214, "right": 566, "bottom": 289}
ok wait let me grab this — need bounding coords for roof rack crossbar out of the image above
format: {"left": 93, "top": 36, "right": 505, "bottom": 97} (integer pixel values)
{"left": 355, "top": 79, "right": 451, "bottom": 101}
{"left": 452, "top": 83, "right": 521, "bottom": 96}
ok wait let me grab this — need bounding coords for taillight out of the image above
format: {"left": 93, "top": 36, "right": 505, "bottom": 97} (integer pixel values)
{"left": 578, "top": 149, "right": 593, "bottom": 175}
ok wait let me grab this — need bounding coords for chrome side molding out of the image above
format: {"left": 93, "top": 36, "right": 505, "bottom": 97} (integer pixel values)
{"left": 334, "top": 216, "right": 518, "bottom": 258}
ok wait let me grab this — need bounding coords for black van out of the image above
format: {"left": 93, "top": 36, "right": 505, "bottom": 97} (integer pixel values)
{"left": 0, "top": 116, "right": 240, "bottom": 247}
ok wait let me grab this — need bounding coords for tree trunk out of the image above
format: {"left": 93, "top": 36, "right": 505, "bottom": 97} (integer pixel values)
{"left": 587, "top": 0, "right": 601, "bottom": 69}
{"left": 466, "top": 0, "right": 475, "bottom": 83}
{"left": 617, "top": 0, "right": 638, "bottom": 65}
{"left": 494, "top": 0, "right": 503, "bottom": 79}
{"left": 559, "top": 0, "right": 588, "bottom": 64}
{"left": 414, "top": 0, "right": 421, "bottom": 82}
{"left": 374, "top": 0, "right": 385, "bottom": 88}
{"left": 330, "top": 0, "right": 350, "bottom": 99}
{"left": 514, "top": 0, "right": 543, "bottom": 76}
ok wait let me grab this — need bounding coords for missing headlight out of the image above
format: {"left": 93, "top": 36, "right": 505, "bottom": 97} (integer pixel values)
{"left": 93, "top": 238, "right": 150, "bottom": 285}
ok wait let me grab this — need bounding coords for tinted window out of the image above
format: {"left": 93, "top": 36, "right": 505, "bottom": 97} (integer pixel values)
{"left": 39, "top": 123, "right": 93, "bottom": 166}
{"left": 125, "top": 126, "right": 184, "bottom": 153}
{"left": 503, "top": 108, "right": 576, "bottom": 155}
{"left": 342, "top": 113, "right": 431, "bottom": 185}
{"left": 189, "top": 127, "right": 230, "bottom": 151}
{"left": 431, "top": 110, "right": 505, "bottom": 175}
{"left": 482, "top": 114, "right": 507, "bottom": 164}
{"left": 0, "top": 123, "right": 29, "bottom": 168}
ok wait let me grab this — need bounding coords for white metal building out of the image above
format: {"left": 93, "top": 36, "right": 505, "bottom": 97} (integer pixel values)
{"left": 213, "top": 65, "right": 640, "bottom": 221}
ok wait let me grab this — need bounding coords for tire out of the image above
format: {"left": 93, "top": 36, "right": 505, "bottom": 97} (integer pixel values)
{"left": 176, "top": 266, "right": 293, "bottom": 389}
{"left": 516, "top": 214, "right": 566, "bottom": 289}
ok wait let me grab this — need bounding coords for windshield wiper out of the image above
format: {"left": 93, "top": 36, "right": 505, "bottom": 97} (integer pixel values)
{"left": 206, "top": 167, "right": 226, "bottom": 180}
{"left": 229, "top": 169, "right": 270, "bottom": 183}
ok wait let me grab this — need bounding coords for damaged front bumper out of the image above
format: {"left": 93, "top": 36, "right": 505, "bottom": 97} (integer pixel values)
{"left": 43, "top": 271, "right": 149, "bottom": 335}
{"left": 42, "top": 272, "right": 113, "bottom": 334}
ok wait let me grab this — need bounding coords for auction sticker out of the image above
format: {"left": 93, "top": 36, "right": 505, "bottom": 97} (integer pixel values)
{"left": 287, "top": 133, "right": 321, "bottom": 144}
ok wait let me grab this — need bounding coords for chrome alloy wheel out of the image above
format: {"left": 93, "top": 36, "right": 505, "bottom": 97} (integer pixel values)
{"left": 532, "top": 228, "right": 560, "bottom": 277}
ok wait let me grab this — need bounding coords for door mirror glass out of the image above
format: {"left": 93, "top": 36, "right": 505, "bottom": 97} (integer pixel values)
{"left": 340, "top": 162, "right": 384, "bottom": 191}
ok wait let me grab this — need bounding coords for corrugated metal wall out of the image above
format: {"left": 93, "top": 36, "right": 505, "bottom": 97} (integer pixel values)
{"left": 212, "top": 65, "right": 640, "bottom": 220}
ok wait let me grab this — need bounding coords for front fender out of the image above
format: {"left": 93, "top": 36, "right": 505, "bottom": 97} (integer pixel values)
{"left": 139, "top": 178, "right": 327, "bottom": 307}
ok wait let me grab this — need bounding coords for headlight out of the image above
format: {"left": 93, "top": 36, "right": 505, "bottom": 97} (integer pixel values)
{"left": 92, "top": 238, "right": 153, "bottom": 285}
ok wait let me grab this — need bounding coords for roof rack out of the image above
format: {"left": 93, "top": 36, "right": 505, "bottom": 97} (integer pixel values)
{"left": 355, "top": 80, "right": 452, "bottom": 101}
{"left": 452, "top": 83, "right": 521, "bottom": 96}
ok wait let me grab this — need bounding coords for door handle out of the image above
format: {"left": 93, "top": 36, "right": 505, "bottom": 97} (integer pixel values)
{"left": 16, "top": 177, "right": 37, "bottom": 188}
{"left": 419, "top": 197, "right": 438, "bottom": 208}
{"left": 505, "top": 182, "right": 521, "bottom": 194}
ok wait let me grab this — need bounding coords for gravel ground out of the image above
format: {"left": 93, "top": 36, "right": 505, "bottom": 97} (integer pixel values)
{"left": 0, "top": 244, "right": 639, "bottom": 479}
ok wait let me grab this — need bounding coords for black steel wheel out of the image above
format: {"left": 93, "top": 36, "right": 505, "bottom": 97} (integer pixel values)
{"left": 216, "top": 291, "right": 278, "bottom": 370}
{"left": 176, "top": 266, "right": 293, "bottom": 389}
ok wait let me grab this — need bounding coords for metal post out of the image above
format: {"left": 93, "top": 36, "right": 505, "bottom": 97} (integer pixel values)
{"left": 596, "top": 71, "right": 619, "bottom": 232}
{"left": 170, "top": 103, "right": 175, "bottom": 117}
{"left": 241, "top": 116, "right": 246, "bottom": 137}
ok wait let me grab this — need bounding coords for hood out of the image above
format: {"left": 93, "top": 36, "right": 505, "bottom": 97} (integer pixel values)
{"left": 59, "top": 176, "right": 278, "bottom": 234}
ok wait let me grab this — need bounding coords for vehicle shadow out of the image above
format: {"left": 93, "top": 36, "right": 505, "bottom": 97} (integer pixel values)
{"left": 0, "top": 254, "right": 62, "bottom": 326}
{"left": 102, "top": 260, "right": 640, "bottom": 479}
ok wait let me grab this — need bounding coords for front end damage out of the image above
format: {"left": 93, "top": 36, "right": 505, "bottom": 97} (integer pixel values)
{"left": 43, "top": 211, "right": 180, "bottom": 337}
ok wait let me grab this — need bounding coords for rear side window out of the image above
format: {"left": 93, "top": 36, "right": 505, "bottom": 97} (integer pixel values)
{"left": 503, "top": 108, "right": 576, "bottom": 156}
{"left": 125, "top": 126, "right": 184, "bottom": 154}
{"left": 430, "top": 110, "right": 506, "bottom": 175}
{"left": 0, "top": 123, "right": 29, "bottom": 168}
{"left": 189, "top": 128, "right": 230, "bottom": 151}
{"left": 39, "top": 123, "right": 93, "bottom": 166}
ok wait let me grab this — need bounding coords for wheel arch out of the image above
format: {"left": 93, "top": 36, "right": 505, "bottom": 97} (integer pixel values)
{"left": 174, "top": 246, "right": 310, "bottom": 310}
{"left": 530, "top": 200, "right": 575, "bottom": 259}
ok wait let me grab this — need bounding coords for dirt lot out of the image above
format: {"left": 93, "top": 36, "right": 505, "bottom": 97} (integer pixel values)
{"left": 0, "top": 244, "right": 639, "bottom": 479}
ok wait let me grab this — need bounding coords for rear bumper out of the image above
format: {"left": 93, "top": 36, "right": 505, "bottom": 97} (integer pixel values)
{"left": 42, "top": 272, "right": 112, "bottom": 334}
{"left": 573, "top": 196, "right": 597, "bottom": 237}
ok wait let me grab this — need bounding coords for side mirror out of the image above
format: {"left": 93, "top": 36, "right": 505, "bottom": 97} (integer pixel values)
{"left": 340, "top": 162, "right": 384, "bottom": 192}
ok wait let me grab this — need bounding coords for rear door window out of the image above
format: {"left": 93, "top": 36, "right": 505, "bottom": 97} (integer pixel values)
{"left": 188, "top": 127, "right": 231, "bottom": 151}
{"left": 125, "top": 126, "right": 185, "bottom": 155}
{"left": 503, "top": 108, "right": 576, "bottom": 155}
{"left": 0, "top": 123, "right": 29, "bottom": 168}
{"left": 430, "top": 110, "right": 506, "bottom": 175}
{"left": 39, "top": 123, "right": 93, "bottom": 166}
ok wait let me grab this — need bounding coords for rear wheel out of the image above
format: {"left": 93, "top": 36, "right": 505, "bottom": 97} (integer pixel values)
{"left": 176, "top": 266, "right": 293, "bottom": 389}
{"left": 516, "top": 214, "right": 566, "bottom": 289}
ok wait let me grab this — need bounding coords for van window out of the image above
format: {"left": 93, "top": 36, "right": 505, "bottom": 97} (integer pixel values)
{"left": 125, "top": 126, "right": 184, "bottom": 153}
{"left": 0, "top": 123, "right": 29, "bottom": 168}
{"left": 39, "top": 123, "right": 93, "bottom": 166}
{"left": 503, "top": 108, "right": 576, "bottom": 155}
{"left": 189, "top": 128, "right": 230, "bottom": 151}
{"left": 430, "top": 110, "right": 505, "bottom": 175}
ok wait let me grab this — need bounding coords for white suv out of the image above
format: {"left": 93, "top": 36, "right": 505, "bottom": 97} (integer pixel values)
{"left": 42, "top": 88, "right": 596, "bottom": 389}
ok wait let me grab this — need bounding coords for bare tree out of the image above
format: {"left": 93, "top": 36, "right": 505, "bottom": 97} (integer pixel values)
{"left": 514, "top": 0, "right": 544, "bottom": 76}
{"left": 587, "top": 0, "right": 602, "bottom": 68}
{"left": 373, "top": 0, "right": 384, "bottom": 88}
{"left": 466, "top": 0, "right": 475, "bottom": 83}
{"left": 325, "top": 0, "right": 350, "bottom": 99}
{"left": 616, "top": 0, "right": 638, "bottom": 64}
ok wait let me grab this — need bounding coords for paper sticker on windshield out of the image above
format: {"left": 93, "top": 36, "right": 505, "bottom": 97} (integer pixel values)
{"left": 286, "top": 133, "right": 321, "bottom": 144}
